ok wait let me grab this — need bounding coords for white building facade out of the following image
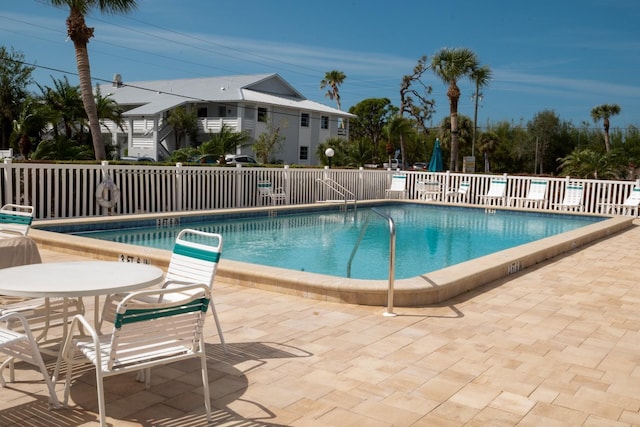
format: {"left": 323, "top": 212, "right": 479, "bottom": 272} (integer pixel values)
{"left": 101, "top": 73, "right": 353, "bottom": 165}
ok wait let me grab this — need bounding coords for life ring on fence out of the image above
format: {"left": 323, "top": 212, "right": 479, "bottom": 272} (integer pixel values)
{"left": 96, "top": 178, "right": 120, "bottom": 209}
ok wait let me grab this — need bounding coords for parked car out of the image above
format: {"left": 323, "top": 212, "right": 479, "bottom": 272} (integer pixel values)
{"left": 225, "top": 155, "right": 259, "bottom": 165}
{"left": 191, "top": 154, "right": 221, "bottom": 164}
{"left": 119, "top": 156, "right": 156, "bottom": 162}
{"left": 412, "top": 162, "right": 427, "bottom": 171}
{"left": 383, "top": 159, "right": 402, "bottom": 169}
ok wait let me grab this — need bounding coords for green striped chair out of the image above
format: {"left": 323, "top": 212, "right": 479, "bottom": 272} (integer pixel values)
{"left": 556, "top": 183, "right": 584, "bottom": 211}
{"left": 257, "top": 180, "right": 287, "bottom": 205}
{"left": 478, "top": 178, "right": 508, "bottom": 206}
{"left": 385, "top": 174, "right": 408, "bottom": 199}
{"left": 56, "top": 284, "right": 212, "bottom": 426}
{"left": 509, "top": 179, "right": 548, "bottom": 208}
{"left": 0, "top": 204, "right": 34, "bottom": 238}
{"left": 1, "top": 203, "right": 84, "bottom": 342}
{"left": 102, "top": 229, "right": 226, "bottom": 352}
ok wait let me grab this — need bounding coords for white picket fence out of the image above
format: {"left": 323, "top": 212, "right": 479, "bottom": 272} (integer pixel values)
{"left": 1, "top": 159, "right": 638, "bottom": 220}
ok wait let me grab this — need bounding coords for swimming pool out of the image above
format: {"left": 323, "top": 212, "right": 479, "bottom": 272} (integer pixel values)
{"left": 33, "top": 202, "right": 631, "bottom": 306}
{"left": 66, "top": 204, "right": 602, "bottom": 280}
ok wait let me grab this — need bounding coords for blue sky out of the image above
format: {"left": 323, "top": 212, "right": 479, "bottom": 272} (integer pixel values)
{"left": 1, "top": 0, "right": 639, "bottom": 130}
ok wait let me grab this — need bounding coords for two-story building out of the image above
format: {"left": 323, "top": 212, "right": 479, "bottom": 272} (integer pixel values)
{"left": 101, "top": 73, "right": 354, "bottom": 165}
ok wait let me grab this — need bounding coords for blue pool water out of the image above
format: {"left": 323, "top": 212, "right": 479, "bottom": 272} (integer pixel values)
{"left": 68, "top": 204, "right": 603, "bottom": 280}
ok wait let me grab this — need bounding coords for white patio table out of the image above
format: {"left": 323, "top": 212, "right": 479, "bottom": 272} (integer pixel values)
{"left": 0, "top": 261, "right": 165, "bottom": 328}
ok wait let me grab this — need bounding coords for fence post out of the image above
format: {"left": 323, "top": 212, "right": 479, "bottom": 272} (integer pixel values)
{"left": 175, "top": 162, "right": 183, "bottom": 211}
{"left": 358, "top": 167, "right": 364, "bottom": 201}
{"left": 283, "top": 165, "right": 290, "bottom": 205}
{"left": 3, "top": 158, "right": 13, "bottom": 206}
{"left": 235, "top": 164, "right": 243, "bottom": 208}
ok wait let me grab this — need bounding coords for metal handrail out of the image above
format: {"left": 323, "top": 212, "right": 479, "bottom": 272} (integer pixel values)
{"left": 346, "top": 208, "right": 396, "bottom": 316}
{"left": 316, "top": 178, "right": 357, "bottom": 212}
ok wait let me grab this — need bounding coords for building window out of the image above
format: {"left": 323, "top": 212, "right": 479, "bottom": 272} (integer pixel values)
{"left": 197, "top": 107, "right": 208, "bottom": 118}
{"left": 300, "top": 113, "right": 309, "bottom": 127}
{"left": 299, "top": 146, "right": 309, "bottom": 161}
{"left": 321, "top": 116, "right": 329, "bottom": 129}
{"left": 258, "top": 107, "right": 268, "bottom": 122}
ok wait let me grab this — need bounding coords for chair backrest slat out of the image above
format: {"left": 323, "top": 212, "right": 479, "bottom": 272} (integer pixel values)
{"left": 0, "top": 204, "right": 34, "bottom": 236}
{"left": 389, "top": 175, "right": 406, "bottom": 191}
{"left": 563, "top": 184, "right": 584, "bottom": 205}
{"left": 114, "top": 297, "right": 209, "bottom": 328}
{"left": 166, "top": 229, "right": 222, "bottom": 287}
{"left": 624, "top": 187, "right": 640, "bottom": 205}
{"left": 108, "top": 285, "right": 209, "bottom": 370}
{"left": 526, "top": 180, "right": 548, "bottom": 200}
{"left": 486, "top": 179, "right": 507, "bottom": 197}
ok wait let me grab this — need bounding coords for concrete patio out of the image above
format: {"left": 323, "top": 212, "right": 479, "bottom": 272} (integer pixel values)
{"left": 2, "top": 221, "right": 640, "bottom": 426}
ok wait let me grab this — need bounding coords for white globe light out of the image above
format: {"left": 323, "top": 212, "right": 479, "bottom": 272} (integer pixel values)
{"left": 325, "top": 148, "right": 335, "bottom": 158}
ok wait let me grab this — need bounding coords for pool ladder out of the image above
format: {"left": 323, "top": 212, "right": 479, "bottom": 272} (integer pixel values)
{"left": 347, "top": 208, "right": 397, "bottom": 316}
{"left": 316, "top": 178, "right": 357, "bottom": 212}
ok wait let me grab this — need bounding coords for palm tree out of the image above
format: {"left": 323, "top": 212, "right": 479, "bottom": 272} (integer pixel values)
{"left": 320, "top": 70, "right": 346, "bottom": 111}
{"left": 558, "top": 148, "right": 622, "bottom": 179}
{"left": 477, "top": 131, "right": 499, "bottom": 173}
{"left": 95, "top": 84, "right": 124, "bottom": 134}
{"left": 470, "top": 65, "right": 492, "bottom": 161}
{"left": 201, "top": 123, "right": 251, "bottom": 157}
{"left": 36, "top": 76, "right": 84, "bottom": 140}
{"left": 45, "top": 0, "right": 138, "bottom": 160}
{"left": 431, "top": 47, "right": 479, "bottom": 171}
{"left": 167, "top": 107, "right": 198, "bottom": 149}
{"left": 384, "top": 115, "right": 415, "bottom": 168}
{"left": 591, "top": 104, "right": 621, "bottom": 152}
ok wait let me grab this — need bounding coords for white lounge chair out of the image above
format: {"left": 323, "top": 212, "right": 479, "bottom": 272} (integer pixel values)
{"left": 386, "top": 174, "right": 408, "bottom": 199}
{"left": 56, "top": 284, "right": 212, "bottom": 426}
{"left": 556, "top": 183, "right": 584, "bottom": 211}
{"left": 0, "top": 311, "right": 60, "bottom": 408}
{"left": 102, "top": 229, "right": 226, "bottom": 353}
{"left": 445, "top": 181, "right": 470, "bottom": 203}
{"left": 603, "top": 187, "right": 640, "bottom": 216}
{"left": 478, "top": 178, "right": 507, "bottom": 206}
{"left": 0, "top": 204, "right": 34, "bottom": 238}
{"left": 510, "top": 179, "right": 548, "bottom": 208}
{"left": 257, "top": 180, "right": 287, "bottom": 205}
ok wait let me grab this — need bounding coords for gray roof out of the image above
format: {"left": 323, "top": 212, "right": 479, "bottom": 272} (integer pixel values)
{"left": 104, "top": 73, "right": 354, "bottom": 117}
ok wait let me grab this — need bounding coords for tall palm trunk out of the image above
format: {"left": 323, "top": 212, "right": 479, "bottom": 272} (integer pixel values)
{"left": 448, "top": 83, "right": 461, "bottom": 171}
{"left": 67, "top": 10, "right": 106, "bottom": 160}
{"left": 603, "top": 117, "right": 611, "bottom": 152}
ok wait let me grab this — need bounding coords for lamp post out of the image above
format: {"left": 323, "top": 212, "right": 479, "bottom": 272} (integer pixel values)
{"left": 325, "top": 147, "right": 335, "bottom": 168}
{"left": 471, "top": 92, "right": 483, "bottom": 158}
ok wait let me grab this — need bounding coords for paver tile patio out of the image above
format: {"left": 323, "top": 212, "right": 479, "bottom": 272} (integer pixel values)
{"left": 1, "top": 220, "right": 640, "bottom": 425}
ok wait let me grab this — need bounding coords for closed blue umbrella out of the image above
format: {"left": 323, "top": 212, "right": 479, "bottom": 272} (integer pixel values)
{"left": 428, "top": 138, "right": 444, "bottom": 172}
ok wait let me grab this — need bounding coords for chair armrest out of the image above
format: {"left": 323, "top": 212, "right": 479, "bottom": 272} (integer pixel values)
{"left": 55, "top": 314, "right": 99, "bottom": 382}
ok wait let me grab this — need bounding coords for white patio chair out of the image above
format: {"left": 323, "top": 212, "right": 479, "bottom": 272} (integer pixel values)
{"left": 56, "top": 284, "right": 212, "bottom": 426}
{"left": 478, "top": 178, "right": 508, "bottom": 206}
{"left": 0, "top": 204, "right": 34, "bottom": 238}
{"left": 510, "top": 179, "right": 548, "bottom": 208}
{"left": 385, "top": 174, "right": 408, "bottom": 199}
{"left": 608, "top": 187, "right": 640, "bottom": 216}
{"left": 445, "top": 181, "right": 470, "bottom": 203}
{"left": 0, "top": 311, "right": 60, "bottom": 408}
{"left": 102, "top": 229, "right": 226, "bottom": 353}
{"left": 257, "top": 180, "right": 287, "bottom": 205}
{"left": 556, "top": 183, "right": 584, "bottom": 211}
{"left": 1, "top": 204, "right": 83, "bottom": 341}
